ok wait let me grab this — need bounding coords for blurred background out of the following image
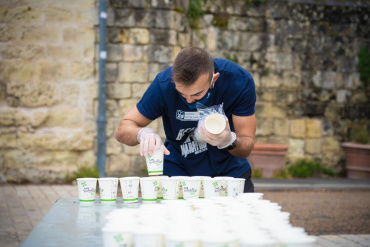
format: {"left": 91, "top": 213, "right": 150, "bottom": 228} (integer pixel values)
{"left": 0, "top": 0, "right": 369, "bottom": 183}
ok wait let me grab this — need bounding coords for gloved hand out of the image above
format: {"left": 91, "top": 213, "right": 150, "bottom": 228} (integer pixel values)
{"left": 198, "top": 118, "right": 236, "bottom": 149}
{"left": 137, "top": 127, "right": 170, "bottom": 156}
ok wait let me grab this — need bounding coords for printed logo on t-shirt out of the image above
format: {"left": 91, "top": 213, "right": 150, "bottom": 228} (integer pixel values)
{"left": 180, "top": 132, "right": 207, "bottom": 158}
{"left": 176, "top": 127, "right": 195, "bottom": 140}
{"left": 176, "top": 110, "right": 200, "bottom": 121}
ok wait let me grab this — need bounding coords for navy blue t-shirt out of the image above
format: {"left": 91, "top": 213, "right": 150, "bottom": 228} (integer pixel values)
{"left": 137, "top": 58, "right": 256, "bottom": 177}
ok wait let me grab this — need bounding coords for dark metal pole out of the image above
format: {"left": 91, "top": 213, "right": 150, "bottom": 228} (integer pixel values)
{"left": 97, "top": 0, "right": 107, "bottom": 177}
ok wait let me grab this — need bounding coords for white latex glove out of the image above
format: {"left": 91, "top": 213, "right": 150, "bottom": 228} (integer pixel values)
{"left": 198, "top": 118, "right": 236, "bottom": 149}
{"left": 137, "top": 127, "right": 170, "bottom": 156}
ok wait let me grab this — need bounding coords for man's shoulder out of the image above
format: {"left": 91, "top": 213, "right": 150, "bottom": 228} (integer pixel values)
{"left": 155, "top": 66, "right": 173, "bottom": 83}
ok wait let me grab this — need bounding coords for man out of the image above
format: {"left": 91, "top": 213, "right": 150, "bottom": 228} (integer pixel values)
{"left": 115, "top": 47, "right": 256, "bottom": 192}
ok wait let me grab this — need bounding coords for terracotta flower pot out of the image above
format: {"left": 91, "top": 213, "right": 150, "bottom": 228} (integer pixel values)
{"left": 248, "top": 143, "right": 289, "bottom": 178}
{"left": 341, "top": 142, "right": 370, "bottom": 179}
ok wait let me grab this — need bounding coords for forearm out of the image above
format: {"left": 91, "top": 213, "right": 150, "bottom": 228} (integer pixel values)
{"left": 114, "top": 119, "right": 142, "bottom": 146}
{"left": 228, "top": 135, "right": 255, "bottom": 158}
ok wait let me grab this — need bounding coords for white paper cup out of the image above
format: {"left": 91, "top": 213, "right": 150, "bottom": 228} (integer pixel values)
{"left": 192, "top": 176, "right": 211, "bottom": 198}
{"left": 102, "top": 226, "right": 133, "bottom": 247}
{"left": 237, "top": 178, "right": 246, "bottom": 193}
{"left": 226, "top": 179, "right": 242, "bottom": 197}
{"left": 162, "top": 177, "right": 180, "bottom": 200}
{"left": 203, "top": 178, "right": 222, "bottom": 198}
{"left": 119, "top": 177, "right": 140, "bottom": 203}
{"left": 181, "top": 177, "right": 201, "bottom": 200}
{"left": 140, "top": 177, "right": 159, "bottom": 203}
{"left": 214, "top": 176, "right": 233, "bottom": 196}
{"left": 98, "top": 177, "right": 119, "bottom": 203}
{"left": 205, "top": 114, "right": 226, "bottom": 134}
{"left": 171, "top": 176, "right": 188, "bottom": 199}
{"left": 76, "top": 178, "right": 97, "bottom": 203}
{"left": 145, "top": 146, "right": 164, "bottom": 176}
{"left": 157, "top": 176, "right": 168, "bottom": 199}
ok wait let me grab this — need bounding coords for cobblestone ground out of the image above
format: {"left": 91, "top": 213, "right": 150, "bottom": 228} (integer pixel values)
{"left": 0, "top": 185, "right": 369, "bottom": 247}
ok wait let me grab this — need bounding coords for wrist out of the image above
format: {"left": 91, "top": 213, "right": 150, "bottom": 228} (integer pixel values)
{"left": 137, "top": 127, "right": 154, "bottom": 143}
{"left": 217, "top": 132, "right": 237, "bottom": 150}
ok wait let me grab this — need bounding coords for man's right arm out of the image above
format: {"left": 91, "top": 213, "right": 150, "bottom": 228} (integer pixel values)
{"left": 115, "top": 106, "right": 151, "bottom": 146}
{"left": 115, "top": 106, "right": 169, "bottom": 156}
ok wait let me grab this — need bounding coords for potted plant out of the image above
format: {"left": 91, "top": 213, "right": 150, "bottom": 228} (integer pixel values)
{"left": 248, "top": 143, "right": 289, "bottom": 178}
{"left": 341, "top": 122, "right": 370, "bottom": 178}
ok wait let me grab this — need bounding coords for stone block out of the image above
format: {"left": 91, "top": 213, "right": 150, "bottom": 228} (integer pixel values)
{"left": 282, "top": 71, "right": 301, "bottom": 88}
{"left": 71, "top": 62, "right": 94, "bottom": 80}
{"left": 123, "top": 145, "right": 140, "bottom": 155}
{"left": 2, "top": 5, "right": 42, "bottom": 24}
{"left": 123, "top": 44, "right": 144, "bottom": 61}
{"left": 45, "top": 6, "right": 74, "bottom": 23}
{"left": 336, "top": 89, "right": 350, "bottom": 103}
{"left": 18, "top": 130, "right": 94, "bottom": 151}
{"left": 148, "top": 63, "right": 160, "bottom": 82}
{"left": 178, "top": 32, "right": 191, "bottom": 47}
{"left": 0, "top": 44, "right": 44, "bottom": 59}
{"left": 107, "top": 44, "right": 123, "bottom": 62}
{"left": 106, "top": 63, "right": 118, "bottom": 82}
{"left": 47, "top": 46, "right": 82, "bottom": 60}
{"left": 118, "top": 62, "right": 148, "bottom": 83}
{"left": 107, "top": 83, "right": 131, "bottom": 99}
{"left": 288, "top": 138, "right": 305, "bottom": 156}
{"left": 78, "top": 150, "right": 96, "bottom": 168}
{"left": 206, "top": 27, "right": 218, "bottom": 51}
{"left": 322, "top": 137, "right": 341, "bottom": 153}
{"left": 145, "top": 45, "right": 172, "bottom": 63}
{"left": 31, "top": 110, "right": 49, "bottom": 127}
{"left": 0, "top": 60, "right": 37, "bottom": 83}
{"left": 107, "top": 138, "right": 123, "bottom": 155}
{"left": 306, "top": 119, "right": 322, "bottom": 138}
{"left": 261, "top": 74, "right": 282, "bottom": 88}
{"left": 290, "top": 119, "right": 305, "bottom": 138}
{"left": 132, "top": 83, "right": 150, "bottom": 98}
{"left": 171, "top": 46, "right": 181, "bottom": 63}
{"left": 106, "top": 99, "right": 120, "bottom": 118}
{"left": 0, "top": 108, "right": 29, "bottom": 126}
{"left": 59, "top": 84, "right": 80, "bottom": 106}
{"left": 274, "top": 119, "right": 289, "bottom": 136}
{"left": 312, "top": 71, "right": 342, "bottom": 89}
{"left": 0, "top": 133, "right": 17, "bottom": 148}
{"left": 63, "top": 28, "right": 94, "bottom": 45}
{"left": 106, "top": 118, "right": 121, "bottom": 137}
{"left": 255, "top": 119, "right": 273, "bottom": 136}
{"left": 38, "top": 60, "right": 68, "bottom": 83}
{"left": 22, "top": 26, "right": 61, "bottom": 44}
{"left": 115, "top": 9, "right": 136, "bottom": 27}
{"left": 268, "top": 136, "right": 288, "bottom": 144}
{"left": 119, "top": 99, "right": 138, "bottom": 115}
{"left": 344, "top": 73, "right": 361, "bottom": 89}
{"left": 75, "top": 7, "right": 99, "bottom": 26}
{"left": 7, "top": 83, "right": 58, "bottom": 107}
{"left": 305, "top": 138, "right": 321, "bottom": 154}
{"left": 129, "top": 28, "right": 150, "bottom": 44}
{"left": 239, "top": 33, "right": 264, "bottom": 52}
{"left": 107, "top": 153, "right": 131, "bottom": 176}
{"left": 44, "top": 109, "right": 83, "bottom": 128}
{"left": 0, "top": 25, "right": 20, "bottom": 42}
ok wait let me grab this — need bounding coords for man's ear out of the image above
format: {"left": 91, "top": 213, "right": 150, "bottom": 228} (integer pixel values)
{"left": 212, "top": 72, "right": 220, "bottom": 87}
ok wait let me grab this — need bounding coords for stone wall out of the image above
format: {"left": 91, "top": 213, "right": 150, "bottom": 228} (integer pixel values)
{"left": 0, "top": 0, "right": 98, "bottom": 182}
{"left": 1, "top": 0, "right": 369, "bottom": 182}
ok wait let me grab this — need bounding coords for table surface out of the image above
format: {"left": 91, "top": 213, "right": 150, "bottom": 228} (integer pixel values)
{"left": 21, "top": 198, "right": 141, "bottom": 247}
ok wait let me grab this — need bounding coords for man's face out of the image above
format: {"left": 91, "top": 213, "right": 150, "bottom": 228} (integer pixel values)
{"left": 175, "top": 73, "right": 214, "bottom": 104}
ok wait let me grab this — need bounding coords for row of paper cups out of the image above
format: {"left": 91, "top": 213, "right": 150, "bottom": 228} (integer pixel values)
{"left": 102, "top": 195, "right": 317, "bottom": 247}
{"left": 76, "top": 176, "right": 245, "bottom": 203}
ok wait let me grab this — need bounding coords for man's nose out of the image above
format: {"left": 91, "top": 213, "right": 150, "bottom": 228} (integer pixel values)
{"left": 184, "top": 96, "right": 196, "bottom": 103}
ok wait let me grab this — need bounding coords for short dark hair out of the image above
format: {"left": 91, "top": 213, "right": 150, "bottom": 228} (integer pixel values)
{"left": 172, "top": 47, "right": 214, "bottom": 87}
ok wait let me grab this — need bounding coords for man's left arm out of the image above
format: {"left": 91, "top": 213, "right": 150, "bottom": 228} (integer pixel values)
{"left": 228, "top": 114, "right": 256, "bottom": 158}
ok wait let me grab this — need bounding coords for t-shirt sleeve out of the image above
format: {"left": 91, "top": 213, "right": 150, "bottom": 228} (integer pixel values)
{"left": 136, "top": 78, "right": 165, "bottom": 120}
{"left": 232, "top": 72, "right": 256, "bottom": 116}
